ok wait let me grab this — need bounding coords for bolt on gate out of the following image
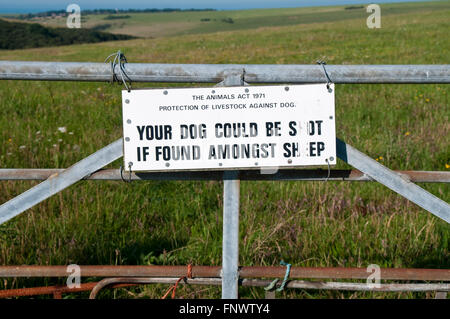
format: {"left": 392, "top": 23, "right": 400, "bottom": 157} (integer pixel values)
{"left": 0, "top": 61, "right": 449, "bottom": 299}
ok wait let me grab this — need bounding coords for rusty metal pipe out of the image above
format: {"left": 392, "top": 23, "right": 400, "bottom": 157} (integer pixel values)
{"left": 89, "top": 277, "right": 221, "bottom": 299}
{"left": 0, "top": 169, "right": 448, "bottom": 183}
{"left": 0, "top": 265, "right": 219, "bottom": 278}
{"left": 0, "top": 281, "right": 136, "bottom": 298}
{"left": 1, "top": 266, "right": 449, "bottom": 281}
{"left": 1, "top": 275, "right": 448, "bottom": 299}
{"left": 88, "top": 277, "right": 450, "bottom": 299}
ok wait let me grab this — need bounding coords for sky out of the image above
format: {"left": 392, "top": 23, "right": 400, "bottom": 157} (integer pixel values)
{"left": 0, "top": 0, "right": 436, "bottom": 13}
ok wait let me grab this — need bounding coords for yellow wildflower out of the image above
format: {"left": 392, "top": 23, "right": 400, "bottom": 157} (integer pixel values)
{"left": 404, "top": 131, "right": 410, "bottom": 136}
{"left": 446, "top": 163, "right": 450, "bottom": 169}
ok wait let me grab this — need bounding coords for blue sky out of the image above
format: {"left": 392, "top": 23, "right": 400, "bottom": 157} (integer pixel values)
{"left": 0, "top": 0, "right": 436, "bottom": 13}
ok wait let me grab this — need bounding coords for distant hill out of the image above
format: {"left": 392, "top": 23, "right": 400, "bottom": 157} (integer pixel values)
{"left": 0, "top": 19, "right": 135, "bottom": 50}
{"left": 15, "top": 8, "right": 216, "bottom": 20}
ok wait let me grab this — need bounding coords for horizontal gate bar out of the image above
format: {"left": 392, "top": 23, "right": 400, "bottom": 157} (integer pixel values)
{"left": 0, "top": 139, "right": 123, "bottom": 225}
{"left": 0, "top": 61, "right": 449, "bottom": 83}
{"left": 88, "top": 277, "right": 450, "bottom": 299}
{"left": 0, "top": 266, "right": 449, "bottom": 281}
{"left": 254, "top": 280, "right": 450, "bottom": 293}
{"left": 1, "top": 278, "right": 445, "bottom": 300}
{"left": 0, "top": 169, "right": 448, "bottom": 183}
{"left": 336, "top": 139, "right": 450, "bottom": 223}
{"left": 0, "top": 278, "right": 447, "bottom": 299}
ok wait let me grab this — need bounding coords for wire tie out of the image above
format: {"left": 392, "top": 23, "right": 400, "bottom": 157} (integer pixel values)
{"left": 120, "top": 163, "right": 133, "bottom": 183}
{"left": 263, "top": 278, "right": 279, "bottom": 291}
{"left": 276, "top": 260, "right": 291, "bottom": 292}
{"left": 264, "top": 260, "right": 291, "bottom": 292}
{"left": 105, "top": 50, "right": 132, "bottom": 92}
{"left": 161, "top": 264, "right": 192, "bottom": 299}
{"left": 325, "top": 158, "right": 331, "bottom": 182}
{"left": 316, "top": 60, "right": 333, "bottom": 93}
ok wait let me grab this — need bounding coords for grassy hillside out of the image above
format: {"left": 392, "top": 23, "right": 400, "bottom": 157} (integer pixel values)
{"left": 0, "top": 2, "right": 449, "bottom": 299}
{"left": 10, "top": 1, "right": 449, "bottom": 38}
{"left": 0, "top": 18, "right": 135, "bottom": 50}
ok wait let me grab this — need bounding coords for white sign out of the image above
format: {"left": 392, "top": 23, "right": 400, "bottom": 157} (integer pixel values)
{"left": 122, "top": 84, "right": 336, "bottom": 171}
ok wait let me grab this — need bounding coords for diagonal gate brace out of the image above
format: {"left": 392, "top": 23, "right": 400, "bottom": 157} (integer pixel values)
{"left": 336, "top": 138, "right": 450, "bottom": 223}
{"left": 0, "top": 139, "right": 123, "bottom": 225}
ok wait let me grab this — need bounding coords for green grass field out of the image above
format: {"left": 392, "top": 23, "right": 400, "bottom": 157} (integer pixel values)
{"left": 0, "top": 1, "right": 449, "bottom": 299}
{"left": 7, "top": 1, "right": 450, "bottom": 38}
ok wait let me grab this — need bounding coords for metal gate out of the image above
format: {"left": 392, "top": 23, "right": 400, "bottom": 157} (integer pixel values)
{"left": 0, "top": 61, "right": 449, "bottom": 298}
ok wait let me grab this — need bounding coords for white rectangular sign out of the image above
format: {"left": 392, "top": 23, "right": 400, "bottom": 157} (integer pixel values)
{"left": 122, "top": 84, "right": 336, "bottom": 171}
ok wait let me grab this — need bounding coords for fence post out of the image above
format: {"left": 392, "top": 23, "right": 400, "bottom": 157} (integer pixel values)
{"left": 217, "top": 70, "right": 245, "bottom": 299}
{"left": 222, "top": 171, "right": 240, "bottom": 299}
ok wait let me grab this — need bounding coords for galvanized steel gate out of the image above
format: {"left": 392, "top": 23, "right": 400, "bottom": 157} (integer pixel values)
{"left": 0, "top": 62, "right": 449, "bottom": 298}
